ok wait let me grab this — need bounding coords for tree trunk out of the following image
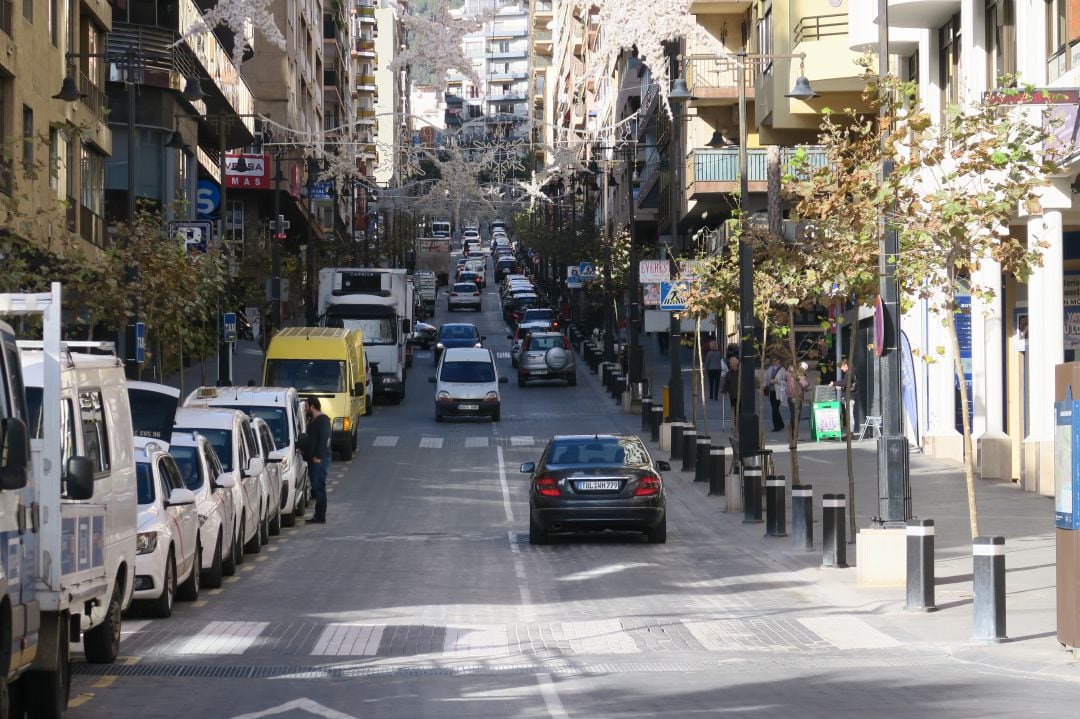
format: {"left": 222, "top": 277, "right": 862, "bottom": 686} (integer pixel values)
{"left": 767, "top": 146, "right": 783, "bottom": 239}
{"left": 696, "top": 317, "right": 708, "bottom": 428}
{"left": 787, "top": 306, "right": 800, "bottom": 485}
{"left": 845, "top": 324, "right": 858, "bottom": 538}
{"left": 944, "top": 304, "right": 980, "bottom": 539}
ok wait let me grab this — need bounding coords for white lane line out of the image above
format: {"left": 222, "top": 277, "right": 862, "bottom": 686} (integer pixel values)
{"left": 536, "top": 673, "right": 570, "bottom": 719}
{"left": 510, "top": 435, "right": 533, "bottom": 446}
{"left": 497, "top": 445, "right": 514, "bottom": 523}
{"left": 465, "top": 436, "right": 489, "bottom": 448}
{"left": 419, "top": 437, "right": 444, "bottom": 449}
{"left": 507, "top": 531, "right": 532, "bottom": 608}
{"left": 373, "top": 435, "right": 399, "bottom": 447}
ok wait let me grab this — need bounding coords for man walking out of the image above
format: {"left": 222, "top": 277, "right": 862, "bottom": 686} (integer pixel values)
{"left": 305, "top": 396, "right": 332, "bottom": 524}
{"left": 764, "top": 357, "right": 786, "bottom": 432}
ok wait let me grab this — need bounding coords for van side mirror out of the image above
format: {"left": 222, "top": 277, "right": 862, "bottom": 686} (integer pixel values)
{"left": 167, "top": 487, "right": 196, "bottom": 506}
{"left": 246, "top": 457, "right": 265, "bottom": 477}
{"left": 0, "top": 417, "right": 29, "bottom": 490}
{"left": 214, "top": 473, "right": 236, "bottom": 490}
{"left": 65, "top": 456, "right": 95, "bottom": 500}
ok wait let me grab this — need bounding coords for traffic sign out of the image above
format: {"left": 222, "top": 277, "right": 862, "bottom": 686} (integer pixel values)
{"left": 659, "top": 281, "right": 690, "bottom": 311}
{"left": 196, "top": 179, "right": 220, "bottom": 218}
{"left": 578, "top": 262, "right": 597, "bottom": 280}
{"left": 170, "top": 220, "right": 214, "bottom": 253}
{"left": 566, "top": 266, "right": 583, "bottom": 289}
{"left": 133, "top": 322, "right": 145, "bottom": 363}
{"left": 223, "top": 312, "right": 238, "bottom": 343}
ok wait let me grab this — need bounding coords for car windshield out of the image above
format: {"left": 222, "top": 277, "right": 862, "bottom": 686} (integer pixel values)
{"left": 178, "top": 428, "right": 233, "bottom": 471}
{"left": 128, "top": 388, "right": 178, "bottom": 439}
{"left": 440, "top": 360, "right": 495, "bottom": 383}
{"left": 548, "top": 438, "right": 651, "bottom": 467}
{"left": 216, "top": 405, "right": 288, "bottom": 448}
{"left": 337, "top": 317, "right": 395, "bottom": 345}
{"left": 527, "top": 336, "right": 564, "bottom": 351}
{"left": 136, "top": 463, "right": 155, "bottom": 504}
{"left": 439, "top": 325, "right": 479, "bottom": 340}
{"left": 265, "top": 359, "right": 346, "bottom": 392}
{"left": 168, "top": 445, "right": 204, "bottom": 490}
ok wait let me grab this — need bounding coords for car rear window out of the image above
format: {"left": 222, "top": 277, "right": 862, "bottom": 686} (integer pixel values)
{"left": 549, "top": 439, "right": 650, "bottom": 466}
{"left": 440, "top": 360, "right": 496, "bottom": 383}
{"left": 453, "top": 283, "right": 477, "bottom": 292}
{"left": 527, "top": 336, "right": 565, "bottom": 351}
{"left": 524, "top": 309, "right": 555, "bottom": 321}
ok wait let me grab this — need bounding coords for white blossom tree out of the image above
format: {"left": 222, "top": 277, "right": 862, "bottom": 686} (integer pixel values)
{"left": 181, "top": 0, "right": 286, "bottom": 66}
{"left": 389, "top": 1, "right": 498, "bottom": 92}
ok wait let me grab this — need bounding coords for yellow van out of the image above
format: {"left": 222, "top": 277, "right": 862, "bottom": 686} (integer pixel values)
{"left": 263, "top": 327, "right": 367, "bottom": 460}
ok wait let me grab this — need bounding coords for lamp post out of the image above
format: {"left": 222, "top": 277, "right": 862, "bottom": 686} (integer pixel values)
{"left": 305, "top": 157, "right": 322, "bottom": 325}
{"left": 666, "top": 76, "right": 693, "bottom": 423}
{"left": 731, "top": 51, "right": 818, "bottom": 458}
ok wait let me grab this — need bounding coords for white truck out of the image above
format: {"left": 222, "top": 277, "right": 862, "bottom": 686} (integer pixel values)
{"left": 318, "top": 268, "right": 411, "bottom": 404}
{"left": 416, "top": 237, "right": 451, "bottom": 286}
{"left": 0, "top": 283, "right": 136, "bottom": 717}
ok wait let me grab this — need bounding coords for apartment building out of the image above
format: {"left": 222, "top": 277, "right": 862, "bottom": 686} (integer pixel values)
{"left": 374, "top": 0, "right": 411, "bottom": 185}
{"left": 0, "top": 0, "right": 112, "bottom": 254}
{"left": 354, "top": 0, "right": 378, "bottom": 174}
{"left": 529, "top": 0, "right": 554, "bottom": 173}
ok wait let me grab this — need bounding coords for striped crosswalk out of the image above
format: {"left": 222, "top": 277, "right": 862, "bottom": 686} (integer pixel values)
{"left": 363, "top": 434, "right": 538, "bottom": 449}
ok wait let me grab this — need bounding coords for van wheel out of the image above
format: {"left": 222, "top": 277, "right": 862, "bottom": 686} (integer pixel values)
{"left": 83, "top": 581, "right": 122, "bottom": 663}
{"left": 365, "top": 396, "right": 373, "bottom": 416}
{"left": 339, "top": 440, "right": 353, "bottom": 461}
{"left": 244, "top": 512, "right": 261, "bottom": 554}
{"left": 282, "top": 498, "right": 297, "bottom": 527}
{"left": 258, "top": 505, "right": 270, "bottom": 545}
{"left": 224, "top": 523, "right": 241, "bottom": 573}
{"left": 203, "top": 533, "right": 224, "bottom": 588}
{"left": 24, "top": 611, "right": 70, "bottom": 719}
{"left": 177, "top": 543, "right": 201, "bottom": 601}
{"left": 150, "top": 552, "right": 176, "bottom": 618}
{"left": 269, "top": 503, "right": 281, "bottom": 536}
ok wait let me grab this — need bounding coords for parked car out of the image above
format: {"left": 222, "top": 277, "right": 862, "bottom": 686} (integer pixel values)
{"left": 251, "top": 417, "right": 285, "bottom": 539}
{"left": 448, "top": 282, "right": 483, "bottom": 311}
{"left": 504, "top": 293, "right": 542, "bottom": 326}
{"left": 133, "top": 438, "right": 201, "bottom": 617}
{"left": 430, "top": 347, "right": 508, "bottom": 422}
{"left": 521, "top": 435, "right": 670, "bottom": 545}
{"left": 508, "top": 321, "right": 554, "bottom": 367}
{"left": 518, "top": 331, "right": 577, "bottom": 386}
{"left": 413, "top": 321, "right": 438, "bottom": 349}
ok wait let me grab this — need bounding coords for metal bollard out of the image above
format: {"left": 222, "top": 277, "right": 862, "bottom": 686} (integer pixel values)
{"left": 742, "top": 454, "right": 763, "bottom": 524}
{"left": 612, "top": 373, "right": 625, "bottom": 401}
{"left": 791, "top": 484, "right": 813, "bottom": 550}
{"left": 694, "top": 436, "right": 711, "bottom": 482}
{"left": 650, "top": 406, "right": 663, "bottom": 442}
{"left": 670, "top": 423, "right": 685, "bottom": 462}
{"left": 905, "top": 519, "right": 936, "bottom": 612}
{"left": 682, "top": 427, "right": 699, "bottom": 472}
{"left": 708, "top": 448, "right": 725, "bottom": 495}
{"left": 821, "top": 493, "right": 848, "bottom": 567}
{"left": 641, "top": 398, "right": 653, "bottom": 431}
{"left": 765, "top": 475, "right": 787, "bottom": 537}
{"left": 972, "top": 536, "right": 1006, "bottom": 643}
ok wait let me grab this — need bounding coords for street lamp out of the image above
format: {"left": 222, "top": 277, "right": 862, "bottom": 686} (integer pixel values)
{"left": 666, "top": 76, "right": 693, "bottom": 423}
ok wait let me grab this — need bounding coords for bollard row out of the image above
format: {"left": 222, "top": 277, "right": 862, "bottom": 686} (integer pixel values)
{"left": 822, "top": 493, "right": 847, "bottom": 568}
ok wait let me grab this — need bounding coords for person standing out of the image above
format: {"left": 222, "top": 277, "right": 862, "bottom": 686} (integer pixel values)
{"left": 764, "top": 357, "right": 786, "bottom": 432}
{"left": 705, "top": 342, "right": 727, "bottom": 401}
{"left": 722, "top": 355, "right": 740, "bottom": 425}
{"left": 304, "top": 396, "right": 332, "bottom": 524}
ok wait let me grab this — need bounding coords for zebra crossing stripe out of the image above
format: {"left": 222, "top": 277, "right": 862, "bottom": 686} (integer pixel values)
{"left": 373, "top": 436, "right": 399, "bottom": 447}
{"left": 173, "top": 621, "right": 270, "bottom": 655}
{"left": 419, "top": 437, "right": 444, "bottom": 449}
{"left": 311, "top": 624, "right": 385, "bottom": 656}
{"left": 510, "top": 436, "right": 534, "bottom": 446}
{"left": 464, "top": 436, "right": 489, "bottom": 448}
{"left": 496, "top": 352, "right": 511, "bottom": 359}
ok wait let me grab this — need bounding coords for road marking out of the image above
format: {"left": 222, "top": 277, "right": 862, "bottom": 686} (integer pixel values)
{"left": 419, "top": 436, "right": 444, "bottom": 449}
{"left": 91, "top": 676, "right": 117, "bottom": 688}
{"left": 230, "top": 698, "right": 360, "bottom": 719}
{"left": 497, "top": 352, "right": 511, "bottom": 359}
{"left": 266, "top": 545, "right": 280, "bottom": 552}
{"left": 465, "top": 436, "right": 489, "bottom": 448}
{"left": 191, "top": 600, "right": 208, "bottom": 608}
{"left": 507, "top": 531, "right": 532, "bottom": 608}
{"left": 120, "top": 619, "right": 151, "bottom": 635}
{"left": 225, "top": 576, "right": 240, "bottom": 583}
{"left": 207, "top": 589, "right": 224, "bottom": 595}
{"left": 443, "top": 624, "right": 510, "bottom": 658}
{"left": 68, "top": 693, "right": 95, "bottom": 708}
{"left": 242, "top": 565, "right": 255, "bottom": 572}
{"left": 256, "top": 555, "right": 269, "bottom": 562}
{"left": 373, "top": 435, "right": 399, "bottom": 447}
{"left": 510, "top": 435, "right": 533, "bottom": 446}
{"left": 174, "top": 621, "right": 270, "bottom": 655}
{"left": 311, "top": 624, "right": 385, "bottom": 656}
{"left": 537, "top": 674, "right": 570, "bottom": 719}
{"left": 497, "top": 446, "right": 514, "bottom": 523}
{"left": 798, "top": 616, "right": 900, "bottom": 650}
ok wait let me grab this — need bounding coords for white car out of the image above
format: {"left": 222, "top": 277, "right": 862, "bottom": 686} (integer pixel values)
{"left": 168, "top": 431, "right": 238, "bottom": 587}
{"left": 462, "top": 227, "right": 481, "bottom": 243}
{"left": 448, "top": 282, "right": 483, "bottom": 311}
{"left": 174, "top": 407, "right": 267, "bottom": 558}
{"left": 183, "top": 386, "right": 310, "bottom": 528}
{"left": 431, "top": 347, "right": 508, "bottom": 422}
{"left": 252, "top": 416, "right": 284, "bottom": 537}
{"left": 133, "top": 439, "right": 200, "bottom": 617}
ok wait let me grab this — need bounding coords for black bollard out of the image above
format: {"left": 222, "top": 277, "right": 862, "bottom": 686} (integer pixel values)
{"left": 905, "top": 519, "right": 936, "bottom": 612}
{"left": 681, "top": 428, "right": 698, "bottom": 472}
{"left": 612, "top": 373, "right": 625, "bottom": 402}
{"left": 791, "top": 484, "right": 813, "bottom": 550}
{"left": 972, "top": 536, "right": 1006, "bottom": 642}
{"left": 670, "top": 423, "right": 685, "bottom": 462}
{"left": 650, "top": 406, "right": 663, "bottom": 443}
{"left": 742, "top": 453, "right": 763, "bottom": 524}
{"left": 765, "top": 475, "right": 787, "bottom": 537}
{"left": 708, "top": 447, "right": 725, "bottom": 495}
{"left": 641, "top": 398, "right": 653, "bottom": 431}
{"left": 694, "top": 436, "right": 711, "bottom": 482}
{"left": 822, "top": 493, "right": 848, "bottom": 567}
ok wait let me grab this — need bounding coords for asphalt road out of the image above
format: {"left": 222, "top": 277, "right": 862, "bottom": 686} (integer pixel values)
{"left": 67, "top": 272, "right": 1080, "bottom": 718}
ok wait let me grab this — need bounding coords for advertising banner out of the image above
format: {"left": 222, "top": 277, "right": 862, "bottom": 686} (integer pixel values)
{"left": 225, "top": 154, "right": 272, "bottom": 189}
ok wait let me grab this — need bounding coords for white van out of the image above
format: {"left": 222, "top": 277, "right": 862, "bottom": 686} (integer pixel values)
{"left": 183, "top": 386, "right": 309, "bottom": 526}
{"left": 173, "top": 407, "right": 269, "bottom": 557}
{"left": 430, "top": 347, "right": 508, "bottom": 422}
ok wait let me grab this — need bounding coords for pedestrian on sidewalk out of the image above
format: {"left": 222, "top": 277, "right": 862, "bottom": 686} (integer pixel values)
{"left": 304, "top": 396, "right": 332, "bottom": 524}
{"left": 764, "top": 357, "right": 786, "bottom": 432}
{"left": 705, "top": 342, "right": 727, "bottom": 400}
{"left": 722, "top": 355, "right": 740, "bottom": 423}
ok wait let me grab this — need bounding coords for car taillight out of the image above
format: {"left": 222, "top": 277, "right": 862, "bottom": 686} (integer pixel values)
{"left": 634, "top": 474, "right": 662, "bottom": 497}
{"left": 473, "top": 292, "right": 480, "bottom": 296}
{"left": 535, "top": 476, "right": 560, "bottom": 497}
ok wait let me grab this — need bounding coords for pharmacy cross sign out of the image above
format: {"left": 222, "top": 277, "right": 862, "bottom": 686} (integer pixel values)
{"left": 270, "top": 214, "right": 290, "bottom": 240}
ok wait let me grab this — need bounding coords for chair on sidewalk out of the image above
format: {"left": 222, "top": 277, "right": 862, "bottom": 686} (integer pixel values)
{"left": 858, "top": 415, "right": 883, "bottom": 440}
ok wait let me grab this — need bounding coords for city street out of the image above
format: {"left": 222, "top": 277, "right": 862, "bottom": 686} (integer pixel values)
{"left": 67, "top": 287, "right": 1079, "bottom": 718}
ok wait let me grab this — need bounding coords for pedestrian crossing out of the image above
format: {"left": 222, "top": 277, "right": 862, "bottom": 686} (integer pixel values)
{"left": 362, "top": 434, "right": 542, "bottom": 449}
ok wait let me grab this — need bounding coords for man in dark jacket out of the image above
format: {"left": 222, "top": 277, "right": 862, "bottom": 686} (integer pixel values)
{"left": 305, "top": 396, "right": 332, "bottom": 524}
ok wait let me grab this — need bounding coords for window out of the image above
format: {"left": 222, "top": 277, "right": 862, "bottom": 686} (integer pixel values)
{"left": 49, "top": 0, "right": 57, "bottom": 44}
{"left": 756, "top": 3, "right": 773, "bottom": 73}
{"left": 905, "top": 50, "right": 920, "bottom": 84}
{"left": 939, "top": 13, "right": 961, "bottom": 109}
{"left": 78, "top": 390, "right": 111, "bottom": 474}
{"left": 1046, "top": 0, "right": 1070, "bottom": 79}
{"left": 22, "top": 105, "right": 32, "bottom": 173}
{"left": 160, "top": 455, "right": 185, "bottom": 493}
{"left": 987, "top": 0, "right": 1016, "bottom": 86}
{"left": 495, "top": 40, "right": 510, "bottom": 53}
{"left": 258, "top": 423, "right": 276, "bottom": 454}
{"left": 184, "top": 428, "right": 234, "bottom": 471}
{"left": 0, "top": 79, "right": 10, "bottom": 194}
{"left": 22, "top": 0, "right": 29, "bottom": 22}
{"left": 49, "top": 128, "right": 59, "bottom": 190}
{"left": 25, "top": 391, "right": 76, "bottom": 471}
{"left": 80, "top": 145, "right": 105, "bottom": 216}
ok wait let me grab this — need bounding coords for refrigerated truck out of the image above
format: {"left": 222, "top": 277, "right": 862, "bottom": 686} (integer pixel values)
{"left": 0, "top": 283, "right": 136, "bottom": 716}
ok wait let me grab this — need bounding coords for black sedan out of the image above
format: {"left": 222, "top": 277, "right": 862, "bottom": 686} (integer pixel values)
{"left": 521, "top": 435, "right": 670, "bottom": 545}
{"left": 434, "top": 323, "right": 485, "bottom": 363}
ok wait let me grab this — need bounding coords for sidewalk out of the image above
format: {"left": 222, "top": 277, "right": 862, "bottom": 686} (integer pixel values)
{"left": 159, "top": 340, "right": 267, "bottom": 394}
{"left": 627, "top": 333, "right": 1075, "bottom": 678}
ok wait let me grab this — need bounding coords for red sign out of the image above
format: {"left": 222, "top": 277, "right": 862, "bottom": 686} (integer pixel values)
{"left": 983, "top": 88, "right": 1080, "bottom": 106}
{"left": 224, "top": 153, "right": 271, "bottom": 189}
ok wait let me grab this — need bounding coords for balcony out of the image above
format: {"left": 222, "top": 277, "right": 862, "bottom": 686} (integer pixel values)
{"left": 358, "top": 5, "right": 376, "bottom": 22}
{"left": 489, "top": 70, "right": 529, "bottom": 81}
{"left": 488, "top": 49, "right": 528, "bottom": 59}
{"left": 78, "top": 71, "right": 109, "bottom": 120}
{"left": 685, "top": 147, "right": 827, "bottom": 198}
{"left": 689, "top": 0, "right": 751, "bottom": 11}
{"left": 793, "top": 13, "right": 847, "bottom": 46}
{"left": 883, "top": 0, "right": 961, "bottom": 29}
{"left": 358, "top": 73, "right": 376, "bottom": 88}
{"left": 488, "top": 91, "right": 528, "bottom": 102}
{"left": 846, "top": 1, "right": 920, "bottom": 52}
{"left": 684, "top": 56, "right": 754, "bottom": 106}
{"left": 357, "top": 39, "right": 376, "bottom": 56}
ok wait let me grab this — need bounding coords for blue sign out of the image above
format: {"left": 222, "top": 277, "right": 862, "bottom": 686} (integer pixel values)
{"left": 954, "top": 295, "right": 972, "bottom": 433}
{"left": 578, "top": 262, "right": 596, "bottom": 279}
{"left": 134, "top": 322, "right": 145, "bottom": 364}
{"left": 197, "top": 179, "right": 221, "bottom": 218}
{"left": 223, "top": 312, "right": 238, "bottom": 343}
{"left": 1055, "top": 396, "right": 1080, "bottom": 529}
{"left": 659, "top": 281, "right": 689, "bottom": 311}
{"left": 310, "top": 181, "right": 333, "bottom": 200}
{"left": 170, "top": 220, "right": 213, "bottom": 253}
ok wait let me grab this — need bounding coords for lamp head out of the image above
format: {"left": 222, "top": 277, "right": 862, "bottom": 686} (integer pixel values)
{"left": 785, "top": 75, "right": 819, "bottom": 100}
{"left": 182, "top": 76, "right": 206, "bottom": 103}
{"left": 164, "top": 129, "right": 188, "bottom": 151}
{"left": 706, "top": 130, "right": 734, "bottom": 148}
{"left": 52, "top": 76, "right": 85, "bottom": 102}
{"left": 668, "top": 78, "right": 692, "bottom": 104}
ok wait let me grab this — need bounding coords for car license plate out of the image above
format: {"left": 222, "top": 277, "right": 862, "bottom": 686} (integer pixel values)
{"left": 531, "top": 369, "right": 547, "bottom": 375}
{"left": 576, "top": 480, "right": 620, "bottom": 491}
{"left": 459, "top": 404, "right": 480, "bottom": 411}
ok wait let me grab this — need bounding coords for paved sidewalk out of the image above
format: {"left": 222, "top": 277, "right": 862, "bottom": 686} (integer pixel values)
{"left": 621, "top": 333, "right": 1076, "bottom": 678}
{"left": 158, "top": 340, "right": 267, "bottom": 394}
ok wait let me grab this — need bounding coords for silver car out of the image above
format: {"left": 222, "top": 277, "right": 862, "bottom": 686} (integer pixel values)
{"left": 517, "top": 331, "right": 576, "bottom": 387}
{"left": 509, "top": 321, "right": 553, "bottom": 367}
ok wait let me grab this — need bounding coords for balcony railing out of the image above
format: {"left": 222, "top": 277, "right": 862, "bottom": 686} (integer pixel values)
{"left": 358, "top": 73, "right": 376, "bottom": 86}
{"left": 78, "top": 71, "right": 109, "bottom": 120}
{"left": 358, "top": 107, "right": 376, "bottom": 118}
{"left": 358, "top": 6, "right": 375, "bottom": 19}
{"left": 793, "top": 12, "right": 848, "bottom": 46}
{"left": 687, "top": 146, "right": 828, "bottom": 191}
{"left": 357, "top": 39, "right": 375, "bottom": 53}
{"left": 684, "top": 55, "right": 756, "bottom": 100}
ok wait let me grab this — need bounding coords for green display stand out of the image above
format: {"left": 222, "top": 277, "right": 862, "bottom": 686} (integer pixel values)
{"left": 811, "top": 401, "right": 843, "bottom": 441}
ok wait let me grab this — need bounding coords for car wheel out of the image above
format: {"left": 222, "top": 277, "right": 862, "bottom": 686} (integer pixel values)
{"left": 83, "top": 580, "right": 122, "bottom": 663}
{"left": 492, "top": 408, "right": 501, "bottom": 422}
{"left": 223, "top": 524, "right": 239, "bottom": 575}
{"left": 244, "top": 512, "right": 262, "bottom": 554}
{"left": 517, "top": 377, "right": 526, "bottom": 388}
{"left": 339, "top": 439, "right": 353, "bottom": 461}
{"left": 528, "top": 517, "right": 547, "bottom": 545}
{"left": 646, "top": 518, "right": 668, "bottom": 544}
{"left": 23, "top": 611, "right": 70, "bottom": 719}
{"left": 435, "top": 412, "right": 444, "bottom": 422}
{"left": 177, "top": 543, "right": 201, "bottom": 601}
{"left": 568, "top": 374, "right": 577, "bottom": 387}
{"left": 258, "top": 505, "right": 270, "bottom": 545}
{"left": 150, "top": 551, "right": 176, "bottom": 618}
{"left": 365, "top": 395, "right": 373, "bottom": 416}
{"left": 203, "top": 533, "right": 224, "bottom": 588}
{"left": 269, "top": 501, "right": 282, "bottom": 536}
{"left": 282, "top": 500, "right": 297, "bottom": 527}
